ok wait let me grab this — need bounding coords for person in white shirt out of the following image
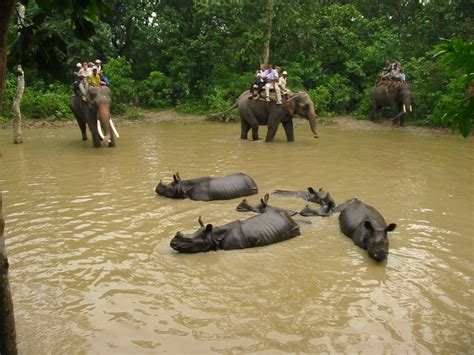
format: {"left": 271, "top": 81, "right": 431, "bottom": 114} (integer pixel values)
{"left": 278, "top": 70, "right": 289, "bottom": 95}
{"left": 78, "top": 62, "right": 91, "bottom": 100}
{"left": 94, "top": 59, "right": 102, "bottom": 74}
{"left": 265, "top": 65, "right": 282, "bottom": 104}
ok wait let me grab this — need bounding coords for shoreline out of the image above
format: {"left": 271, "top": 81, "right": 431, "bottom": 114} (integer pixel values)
{"left": 0, "top": 109, "right": 455, "bottom": 136}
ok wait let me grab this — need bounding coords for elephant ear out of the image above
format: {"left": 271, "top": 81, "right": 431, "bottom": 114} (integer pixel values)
{"left": 286, "top": 95, "right": 297, "bottom": 116}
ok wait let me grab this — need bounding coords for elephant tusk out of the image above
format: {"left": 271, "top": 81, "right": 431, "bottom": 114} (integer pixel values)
{"left": 403, "top": 104, "right": 406, "bottom": 113}
{"left": 97, "top": 119, "right": 105, "bottom": 139}
{"left": 110, "top": 118, "right": 120, "bottom": 138}
{"left": 409, "top": 105, "right": 412, "bottom": 112}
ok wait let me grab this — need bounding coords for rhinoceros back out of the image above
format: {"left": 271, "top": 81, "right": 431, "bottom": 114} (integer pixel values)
{"left": 238, "top": 210, "right": 300, "bottom": 248}
{"left": 208, "top": 173, "right": 258, "bottom": 200}
{"left": 339, "top": 200, "right": 387, "bottom": 237}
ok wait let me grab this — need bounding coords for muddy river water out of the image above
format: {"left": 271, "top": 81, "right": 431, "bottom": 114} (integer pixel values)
{"left": 0, "top": 120, "right": 473, "bottom": 353}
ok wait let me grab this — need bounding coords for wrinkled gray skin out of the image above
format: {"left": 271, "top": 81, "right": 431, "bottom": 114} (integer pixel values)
{"left": 70, "top": 86, "right": 116, "bottom": 148}
{"left": 338, "top": 199, "right": 397, "bottom": 261}
{"left": 236, "top": 193, "right": 298, "bottom": 216}
{"left": 371, "top": 83, "right": 412, "bottom": 126}
{"left": 234, "top": 90, "right": 319, "bottom": 142}
{"left": 272, "top": 187, "right": 336, "bottom": 207}
{"left": 170, "top": 211, "right": 301, "bottom": 253}
{"left": 155, "top": 172, "right": 258, "bottom": 201}
{"left": 299, "top": 198, "right": 357, "bottom": 217}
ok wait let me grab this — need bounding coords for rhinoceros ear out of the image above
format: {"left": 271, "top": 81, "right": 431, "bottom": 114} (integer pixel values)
{"left": 205, "top": 224, "right": 213, "bottom": 233}
{"left": 308, "top": 187, "right": 316, "bottom": 194}
{"left": 173, "top": 174, "right": 178, "bottom": 182}
{"left": 364, "top": 220, "right": 375, "bottom": 231}
{"left": 385, "top": 223, "right": 397, "bottom": 232}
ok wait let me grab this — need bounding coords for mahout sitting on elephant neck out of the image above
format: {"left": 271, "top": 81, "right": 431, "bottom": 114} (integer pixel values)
{"left": 155, "top": 172, "right": 258, "bottom": 201}
{"left": 236, "top": 193, "right": 298, "bottom": 216}
{"left": 338, "top": 199, "right": 396, "bottom": 261}
{"left": 170, "top": 211, "right": 300, "bottom": 253}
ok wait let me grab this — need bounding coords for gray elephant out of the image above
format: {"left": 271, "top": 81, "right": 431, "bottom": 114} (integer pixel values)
{"left": 212, "top": 90, "right": 319, "bottom": 142}
{"left": 371, "top": 82, "right": 413, "bottom": 126}
{"left": 170, "top": 212, "right": 300, "bottom": 253}
{"left": 69, "top": 86, "right": 119, "bottom": 148}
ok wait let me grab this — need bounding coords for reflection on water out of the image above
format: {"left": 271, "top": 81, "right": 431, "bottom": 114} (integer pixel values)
{"left": 0, "top": 121, "right": 473, "bottom": 353}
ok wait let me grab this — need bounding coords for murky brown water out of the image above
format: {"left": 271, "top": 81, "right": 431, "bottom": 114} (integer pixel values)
{"left": 0, "top": 120, "right": 473, "bottom": 354}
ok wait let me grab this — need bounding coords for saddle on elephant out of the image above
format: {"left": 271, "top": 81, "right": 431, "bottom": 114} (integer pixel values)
{"left": 377, "top": 76, "right": 407, "bottom": 87}
{"left": 250, "top": 86, "right": 291, "bottom": 102}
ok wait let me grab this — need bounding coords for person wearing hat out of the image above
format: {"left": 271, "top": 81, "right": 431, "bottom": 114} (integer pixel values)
{"left": 278, "top": 70, "right": 289, "bottom": 95}
{"left": 94, "top": 59, "right": 102, "bottom": 74}
{"left": 77, "top": 62, "right": 92, "bottom": 100}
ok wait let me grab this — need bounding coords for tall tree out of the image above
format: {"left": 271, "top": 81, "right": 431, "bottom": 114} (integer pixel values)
{"left": 262, "top": 0, "right": 273, "bottom": 65}
{"left": 12, "top": 3, "right": 25, "bottom": 145}
{"left": 0, "top": 0, "right": 16, "bottom": 116}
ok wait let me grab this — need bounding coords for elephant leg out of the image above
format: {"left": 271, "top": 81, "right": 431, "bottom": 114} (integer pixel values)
{"left": 77, "top": 118, "right": 88, "bottom": 140}
{"left": 265, "top": 119, "right": 280, "bottom": 142}
{"left": 87, "top": 120, "right": 102, "bottom": 148}
{"left": 243, "top": 112, "right": 259, "bottom": 141}
{"left": 109, "top": 132, "right": 116, "bottom": 148}
{"left": 282, "top": 120, "right": 294, "bottom": 142}
{"left": 240, "top": 119, "right": 251, "bottom": 140}
{"left": 391, "top": 103, "right": 400, "bottom": 126}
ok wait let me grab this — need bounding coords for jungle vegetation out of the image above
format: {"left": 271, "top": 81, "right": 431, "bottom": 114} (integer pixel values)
{"left": 1, "top": 0, "right": 473, "bottom": 136}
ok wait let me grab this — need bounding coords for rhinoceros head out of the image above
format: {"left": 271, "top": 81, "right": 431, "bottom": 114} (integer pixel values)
{"left": 170, "top": 217, "right": 217, "bottom": 253}
{"left": 364, "top": 221, "right": 397, "bottom": 261}
{"left": 155, "top": 172, "right": 186, "bottom": 199}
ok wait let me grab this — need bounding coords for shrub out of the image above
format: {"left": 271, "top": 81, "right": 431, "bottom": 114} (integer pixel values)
{"left": 103, "top": 57, "right": 136, "bottom": 113}
{"left": 138, "top": 71, "right": 174, "bottom": 109}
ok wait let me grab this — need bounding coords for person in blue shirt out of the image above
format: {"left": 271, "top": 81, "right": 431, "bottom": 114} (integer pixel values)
{"left": 264, "top": 65, "right": 282, "bottom": 104}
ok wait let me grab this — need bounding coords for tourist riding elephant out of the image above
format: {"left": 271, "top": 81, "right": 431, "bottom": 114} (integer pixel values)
{"left": 70, "top": 86, "right": 119, "bottom": 148}
{"left": 212, "top": 90, "right": 319, "bottom": 142}
{"left": 371, "top": 82, "right": 413, "bottom": 126}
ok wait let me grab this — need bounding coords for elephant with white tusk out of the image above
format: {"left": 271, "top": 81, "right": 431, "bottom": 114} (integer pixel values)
{"left": 70, "top": 86, "right": 119, "bottom": 148}
{"left": 371, "top": 82, "right": 413, "bottom": 127}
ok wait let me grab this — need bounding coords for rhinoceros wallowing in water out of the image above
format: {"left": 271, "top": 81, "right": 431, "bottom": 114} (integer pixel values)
{"left": 338, "top": 199, "right": 396, "bottom": 261}
{"left": 156, "top": 172, "right": 258, "bottom": 201}
{"left": 170, "top": 211, "right": 300, "bottom": 253}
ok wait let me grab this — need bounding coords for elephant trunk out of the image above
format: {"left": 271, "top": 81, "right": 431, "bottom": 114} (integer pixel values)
{"left": 308, "top": 107, "right": 319, "bottom": 138}
{"left": 97, "top": 103, "right": 112, "bottom": 146}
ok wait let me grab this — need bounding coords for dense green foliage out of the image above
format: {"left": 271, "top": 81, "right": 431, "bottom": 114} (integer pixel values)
{"left": 2, "top": 0, "right": 473, "bottom": 133}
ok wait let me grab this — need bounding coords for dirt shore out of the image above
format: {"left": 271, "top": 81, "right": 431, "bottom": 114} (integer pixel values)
{"left": 1, "top": 109, "right": 453, "bottom": 136}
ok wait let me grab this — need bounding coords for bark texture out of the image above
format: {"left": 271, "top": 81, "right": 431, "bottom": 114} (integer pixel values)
{"left": 0, "top": 0, "right": 17, "bottom": 116}
{"left": 0, "top": 190, "right": 17, "bottom": 355}
{"left": 262, "top": 0, "right": 273, "bottom": 66}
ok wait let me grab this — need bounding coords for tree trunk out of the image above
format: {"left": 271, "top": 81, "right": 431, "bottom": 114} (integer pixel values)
{"left": 0, "top": 189, "right": 18, "bottom": 355}
{"left": 13, "top": 4, "right": 25, "bottom": 144}
{"left": 0, "top": 0, "right": 17, "bottom": 116}
{"left": 262, "top": 0, "right": 273, "bottom": 66}
{"left": 13, "top": 66, "right": 24, "bottom": 145}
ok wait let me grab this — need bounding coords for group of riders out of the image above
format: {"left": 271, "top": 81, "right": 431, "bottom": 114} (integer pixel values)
{"left": 378, "top": 58, "right": 406, "bottom": 84}
{"left": 73, "top": 60, "right": 109, "bottom": 101}
{"left": 73, "top": 57, "right": 406, "bottom": 102}
{"left": 249, "top": 64, "right": 289, "bottom": 104}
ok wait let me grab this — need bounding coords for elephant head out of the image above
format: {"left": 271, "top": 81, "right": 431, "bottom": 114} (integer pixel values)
{"left": 86, "top": 86, "right": 119, "bottom": 147}
{"left": 286, "top": 92, "right": 319, "bottom": 138}
{"left": 398, "top": 83, "right": 413, "bottom": 113}
{"left": 155, "top": 172, "right": 186, "bottom": 199}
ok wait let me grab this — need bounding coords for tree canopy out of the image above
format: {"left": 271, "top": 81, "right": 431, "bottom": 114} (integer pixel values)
{"left": 2, "top": 0, "right": 473, "bottom": 134}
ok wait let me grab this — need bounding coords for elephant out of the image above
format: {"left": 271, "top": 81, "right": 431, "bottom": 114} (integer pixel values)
{"left": 69, "top": 86, "right": 119, "bottom": 147}
{"left": 155, "top": 172, "right": 258, "bottom": 201}
{"left": 371, "top": 82, "right": 413, "bottom": 126}
{"left": 272, "top": 187, "right": 336, "bottom": 207}
{"left": 170, "top": 211, "right": 300, "bottom": 253}
{"left": 338, "top": 198, "right": 397, "bottom": 261}
{"left": 212, "top": 90, "right": 319, "bottom": 142}
{"left": 236, "top": 193, "right": 298, "bottom": 216}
